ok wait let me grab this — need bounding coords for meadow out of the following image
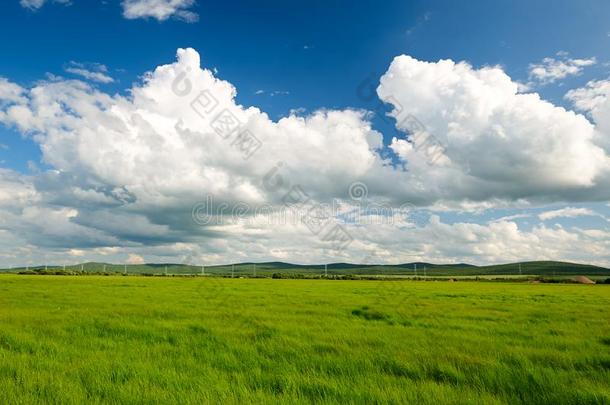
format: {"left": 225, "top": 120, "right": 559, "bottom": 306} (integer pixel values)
{"left": 0, "top": 275, "right": 609, "bottom": 404}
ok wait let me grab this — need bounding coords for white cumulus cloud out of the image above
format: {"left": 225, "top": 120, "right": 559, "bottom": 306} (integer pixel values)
{"left": 377, "top": 55, "right": 610, "bottom": 204}
{"left": 1, "top": 48, "right": 610, "bottom": 266}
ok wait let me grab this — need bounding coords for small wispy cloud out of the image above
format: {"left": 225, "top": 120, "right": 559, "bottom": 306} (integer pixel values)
{"left": 538, "top": 207, "right": 599, "bottom": 221}
{"left": 20, "top": 0, "right": 45, "bottom": 9}
{"left": 64, "top": 61, "right": 114, "bottom": 84}
{"left": 121, "top": 0, "right": 199, "bottom": 23}
{"left": 289, "top": 107, "right": 307, "bottom": 115}
{"left": 20, "top": 0, "right": 196, "bottom": 23}
{"left": 528, "top": 51, "right": 596, "bottom": 86}
{"left": 489, "top": 213, "right": 530, "bottom": 223}
{"left": 19, "top": 0, "right": 70, "bottom": 11}
{"left": 406, "top": 11, "right": 431, "bottom": 36}
{"left": 254, "top": 89, "right": 290, "bottom": 96}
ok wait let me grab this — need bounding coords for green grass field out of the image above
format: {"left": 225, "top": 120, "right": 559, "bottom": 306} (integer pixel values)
{"left": 1, "top": 276, "right": 609, "bottom": 404}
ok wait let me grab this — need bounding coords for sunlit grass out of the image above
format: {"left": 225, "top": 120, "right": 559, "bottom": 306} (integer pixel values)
{"left": 0, "top": 276, "right": 609, "bottom": 404}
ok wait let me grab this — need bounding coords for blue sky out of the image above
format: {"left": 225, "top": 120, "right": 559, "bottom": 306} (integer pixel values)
{"left": 0, "top": 0, "right": 610, "bottom": 267}
{"left": 2, "top": 0, "right": 609, "bottom": 171}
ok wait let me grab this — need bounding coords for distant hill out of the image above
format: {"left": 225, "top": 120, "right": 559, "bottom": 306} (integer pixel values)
{"left": 1, "top": 260, "right": 609, "bottom": 277}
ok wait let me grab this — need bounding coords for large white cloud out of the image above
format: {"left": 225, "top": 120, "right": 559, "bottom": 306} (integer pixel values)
{"left": 0, "top": 48, "right": 384, "bottom": 258}
{"left": 1, "top": 49, "right": 382, "bottom": 209}
{"left": 1, "top": 48, "right": 610, "bottom": 266}
{"left": 377, "top": 55, "right": 610, "bottom": 204}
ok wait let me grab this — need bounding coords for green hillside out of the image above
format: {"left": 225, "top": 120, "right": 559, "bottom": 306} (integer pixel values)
{"left": 2, "top": 260, "right": 609, "bottom": 277}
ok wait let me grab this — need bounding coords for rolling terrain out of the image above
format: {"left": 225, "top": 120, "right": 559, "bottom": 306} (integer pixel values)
{"left": 2, "top": 260, "right": 609, "bottom": 278}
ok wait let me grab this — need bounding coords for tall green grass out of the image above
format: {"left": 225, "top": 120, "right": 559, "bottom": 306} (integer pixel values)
{"left": 0, "top": 276, "right": 609, "bottom": 404}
